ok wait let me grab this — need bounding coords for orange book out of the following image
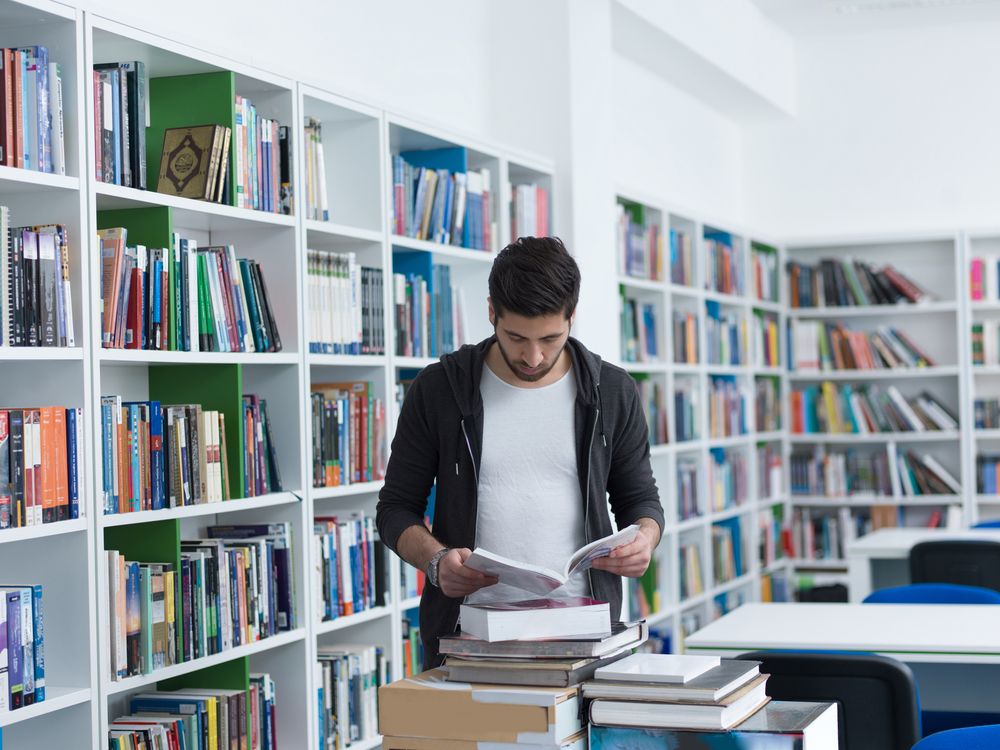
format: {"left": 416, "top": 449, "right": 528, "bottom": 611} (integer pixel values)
{"left": 53, "top": 407, "right": 69, "bottom": 521}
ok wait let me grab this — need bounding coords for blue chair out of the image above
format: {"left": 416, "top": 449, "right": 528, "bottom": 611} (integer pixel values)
{"left": 737, "top": 650, "right": 921, "bottom": 750}
{"left": 912, "top": 724, "right": 1000, "bottom": 748}
{"left": 863, "top": 583, "right": 1000, "bottom": 605}
{"left": 973, "top": 519, "right": 1000, "bottom": 528}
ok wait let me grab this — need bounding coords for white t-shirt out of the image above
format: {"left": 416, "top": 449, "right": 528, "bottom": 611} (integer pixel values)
{"left": 465, "top": 362, "right": 590, "bottom": 603}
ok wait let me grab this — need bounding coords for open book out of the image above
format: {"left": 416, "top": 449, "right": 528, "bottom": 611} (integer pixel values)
{"left": 464, "top": 524, "right": 641, "bottom": 595}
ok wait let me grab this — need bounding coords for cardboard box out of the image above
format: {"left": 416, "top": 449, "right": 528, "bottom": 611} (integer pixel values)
{"left": 381, "top": 730, "right": 587, "bottom": 749}
{"left": 378, "top": 669, "right": 582, "bottom": 744}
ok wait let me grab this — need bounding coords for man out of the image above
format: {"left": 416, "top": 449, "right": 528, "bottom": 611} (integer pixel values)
{"left": 376, "top": 236, "right": 664, "bottom": 668}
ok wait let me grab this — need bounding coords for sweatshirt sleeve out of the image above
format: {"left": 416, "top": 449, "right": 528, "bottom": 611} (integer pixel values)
{"left": 606, "top": 380, "right": 665, "bottom": 536}
{"left": 376, "top": 374, "right": 440, "bottom": 554}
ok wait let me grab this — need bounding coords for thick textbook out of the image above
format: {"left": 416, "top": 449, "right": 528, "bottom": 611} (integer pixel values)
{"left": 588, "top": 673, "right": 770, "bottom": 731}
{"left": 444, "top": 651, "right": 628, "bottom": 688}
{"left": 465, "top": 524, "right": 640, "bottom": 595}
{"left": 459, "top": 597, "right": 611, "bottom": 642}
{"left": 589, "top": 701, "right": 838, "bottom": 750}
{"left": 439, "top": 620, "right": 647, "bottom": 659}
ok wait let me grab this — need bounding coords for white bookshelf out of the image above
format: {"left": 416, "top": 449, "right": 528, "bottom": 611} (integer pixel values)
{"left": 783, "top": 233, "right": 967, "bottom": 591}
{"left": 613, "top": 190, "right": 790, "bottom": 650}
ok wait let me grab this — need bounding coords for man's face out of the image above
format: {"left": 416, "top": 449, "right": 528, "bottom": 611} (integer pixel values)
{"left": 489, "top": 302, "right": 572, "bottom": 383}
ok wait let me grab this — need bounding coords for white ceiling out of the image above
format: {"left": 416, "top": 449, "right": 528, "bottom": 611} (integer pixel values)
{"left": 753, "top": 0, "right": 1000, "bottom": 35}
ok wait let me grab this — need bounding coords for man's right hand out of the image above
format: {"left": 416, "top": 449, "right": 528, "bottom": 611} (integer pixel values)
{"left": 437, "top": 548, "right": 498, "bottom": 599}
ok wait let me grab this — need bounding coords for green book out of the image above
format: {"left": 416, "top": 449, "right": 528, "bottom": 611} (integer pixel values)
{"left": 140, "top": 565, "right": 153, "bottom": 675}
{"left": 197, "top": 254, "right": 214, "bottom": 351}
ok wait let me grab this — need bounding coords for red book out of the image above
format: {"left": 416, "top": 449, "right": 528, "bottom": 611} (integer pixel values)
{"left": 0, "top": 50, "right": 13, "bottom": 167}
{"left": 12, "top": 50, "right": 23, "bottom": 169}
{"left": 125, "top": 266, "right": 143, "bottom": 349}
{"left": 882, "top": 265, "right": 927, "bottom": 303}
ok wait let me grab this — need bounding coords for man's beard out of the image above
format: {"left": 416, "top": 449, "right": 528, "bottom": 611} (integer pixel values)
{"left": 494, "top": 335, "right": 567, "bottom": 383}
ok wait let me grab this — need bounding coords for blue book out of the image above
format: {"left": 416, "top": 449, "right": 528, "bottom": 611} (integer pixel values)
{"left": 28, "top": 585, "right": 43, "bottom": 703}
{"left": 149, "top": 401, "right": 164, "bottom": 510}
{"left": 66, "top": 407, "right": 79, "bottom": 519}
{"left": 19, "top": 53, "right": 29, "bottom": 169}
{"left": 128, "top": 695, "right": 206, "bottom": 747}
{"left": 3, "top": 591, "right": 22, "bottom": 709}
{"left": 129, "top": 403, "right": 141, "bottom": 512}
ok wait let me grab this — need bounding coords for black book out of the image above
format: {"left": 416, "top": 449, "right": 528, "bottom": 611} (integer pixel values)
{"left": 259, "top": 398, "right": 282, "bottom": 492}
{"left": 10, "top": 229, "right": 23, "bottom": 345}
{"left": 96, "top": 69, "right": 116, "bottom": 184}
{"left": 373, "top": 532, "right": 386, "bottom": 607}
{"left": 310, "top": 393, "right": 323, "bottom": 487}
{"left": 852, "top": 260, "right": 878, "bottom": 304}
{"left": 251, "top": 261, "right": 281, "bottom": 352}
{"left": 830, "top": 260, "right": 850, "bottom": 306}
{"left": 20, "top": 229, "right": 38, "bottom": 346}
{"left": 857, "top": 262, "right": 888, "bottom": 304}
{"left": 278, "top": 125, "right": 291, "bottom": 215}
{"left": 871, "top": 266, "right": 905, "bottom": 304}
{"left": 122, "top": 61, "right": 147, "bottom": 190}
{"left": 818, "top": 260, "right": 837, "bottom": 306}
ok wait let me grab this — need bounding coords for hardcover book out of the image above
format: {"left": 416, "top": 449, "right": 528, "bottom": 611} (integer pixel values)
{"left": 156, "top": 125, "right": 222, "bottom": 201}
{"left": 459, "top": 597, "right": 611, "bottom": 642}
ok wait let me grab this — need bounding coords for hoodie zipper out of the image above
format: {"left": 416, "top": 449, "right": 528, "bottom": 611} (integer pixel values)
{"left": 584, "top": 406, "right": 599, "bottom": 596}
{"left": 460, "top": 418, "right": 479, "bottom": 540}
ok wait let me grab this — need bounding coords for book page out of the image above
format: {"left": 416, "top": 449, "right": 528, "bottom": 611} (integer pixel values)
{"left": 565, "top": 524, "right": 640, "bottom": 577}
{"left": 463, "top": 548, "right": 566, "bottom": 595}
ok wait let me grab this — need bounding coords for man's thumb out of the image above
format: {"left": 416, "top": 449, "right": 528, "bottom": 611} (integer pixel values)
{"left": 456, "top": 548, "right": 472, "bottom": 562}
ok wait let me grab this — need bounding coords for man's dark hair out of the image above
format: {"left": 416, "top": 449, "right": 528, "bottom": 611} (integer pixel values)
{"left": 488, "top": 236, "right": 581, "bottom": 320}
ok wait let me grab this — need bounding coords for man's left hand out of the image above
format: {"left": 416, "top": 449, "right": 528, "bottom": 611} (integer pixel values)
{"left": 591, "top": 519, "right": 660, "bottom": 578}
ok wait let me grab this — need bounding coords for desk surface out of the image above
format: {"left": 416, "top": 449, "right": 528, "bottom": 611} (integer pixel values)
{"left": 685, "top": 603, "right": 1000, "bottom": 663}
{"left": 845, "top": 528, "right": 1000, "bottom": 559}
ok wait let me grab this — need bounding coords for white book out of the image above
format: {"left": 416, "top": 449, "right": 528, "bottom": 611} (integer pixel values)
{"left": 916, "top": 397, "right": 957, "bottom": 430}
{"left": 465, "top": 524, "right": 640, "bottom": 595}
{"left": 886, "top": 386, "right": 925, "bottom": 432}
{"left": 793, "top": 320, "right": 820, "bottom": 371}
{"left": 186, "top": 241, "right": 199, "bottom": 352}
{"left": 460, "top": 596, "right": 610, "bottom": 642}
{"left": 48, "top": 62, "right": 65, "bottom": 176}
{"left": 897, "top": 454, "right": 916, "bottom": 496}
{"left": 595, "top": 653, "right": 720, "bottom": 684}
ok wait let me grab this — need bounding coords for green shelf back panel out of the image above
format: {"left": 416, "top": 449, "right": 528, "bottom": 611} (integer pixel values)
{"left": 158, "top": 655, "right": 249, "bottom": 692}
{"left": 148, "top": 72, "right": 236, "bottom": 205}
{"left": 148, "top": 363, "right": 245, "bottom": 497}
{"left": 97, "top": 206, "right": 174, "bottom": 249}
{"left": 104, "top": 519, "right": 181, "bottom": 572}
{"left": 620, "top": 200, "right": 645, "bottom": 226}
{"left": 752, "top": 240, "right": 778, "bottom": 254}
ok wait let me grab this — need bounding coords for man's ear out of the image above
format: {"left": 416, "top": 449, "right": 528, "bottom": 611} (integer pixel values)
{"left": 488, "top": 297, "right": 496, "bottom": 327}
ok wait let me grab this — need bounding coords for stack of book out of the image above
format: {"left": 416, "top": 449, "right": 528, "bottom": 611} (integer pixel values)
{"left": 3, "top": 46, "right": 66, "bottom": 174}
{"left": 379, "top": 621, "right": 648, "bottom": 750}
{"left": 584, "top": 654, "right": 770, "bottom": 733}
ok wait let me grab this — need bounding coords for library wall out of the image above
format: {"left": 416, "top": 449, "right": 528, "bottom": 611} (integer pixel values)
{"left": 612, "top": 55, "right": 746, "bottom": 226}
{"left": 744, "top": 19, "right": 1000, "bottom": 237}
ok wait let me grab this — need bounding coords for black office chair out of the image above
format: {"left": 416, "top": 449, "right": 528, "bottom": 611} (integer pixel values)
{"left": 909, "top": 540, "right": 1000, "bottom": 593}
{"left": 738, "top": 651, "right": 921, "bottom": 750}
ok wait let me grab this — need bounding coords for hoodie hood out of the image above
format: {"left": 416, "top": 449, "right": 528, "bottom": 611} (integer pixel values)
{"left": 439, "top": 335, "right": 603, "bottom": 418}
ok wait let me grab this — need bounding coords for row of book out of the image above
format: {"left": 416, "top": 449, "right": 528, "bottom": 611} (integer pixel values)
{"left": 756, "top": 377, "right": 781, "bottom": 433}
{"left": 0, "top": 407, "right": 83, "bottom": 529}
{"left": 671, "top": 229, "right": 695, "bottom": 286}
{"left": 753, "top": 312, "right": 780, "bottom": 368}
{"left": 101, "top": 395, "right": 281, "bottom": 516}
{"left": 677, "top": 458, "right": 699, "bottom": 521}
{"left": 789, "top": 383, "right": 958, "bottom": 434}
{"left": 314, "top": 513, "right": 385, "bottom": 621}
{"left": 712, "top": 518, "right": 745, "bottom": 585}
{"left": 759, "top": 507, "right": 791, "bottom": 570}
{"left": 708, "top": 377, "right": 747, "bottom": 439}
{"left": 92, "top": 60, "right": 146, "bottom": 188}
{"left": 400, "top": 557, "right": 424, "bottom": 601}
{"left": 760, "top": 570, "right": 793, "bottom": 602}
{"left": 708, "top": 449, "right": 749, "bottom": 512}
{"left": 392, "top": 265, "right": 468, "bottom": 358}
{"left": 510, "top": 183, "right": 550, "bottom": 239}
{"left": 974, "top": 397, "right": 1000, "bottom": 429}
{"left": 317, "top": 644, "right": 387, "bottom": 749}
{"left": 109, "top": 676, "right": 278, "bottom": 750}
{"left": 303, "top": 117, "right": 329, "bottom": 221}
{"left": 705, "top": 301, "right": 747, "bottom": 365}
{"left": 391, "top": 154, "right": 493, "bottom": 251}
{"left": 675, "top": 380, "right": 699, "bottom": 442}
{"left": 971, "top": 320, "right": 1000, "bottom": 366}
{"left": 233, "top": 95, "right": 292, "bottom": 213}
{"left": 106, "top": 523, "right": 296, "bottom": 680}
{"left": 155, "top": 123, "right": 234, "bottom": 203}
{"left": 2, "top": 213, "right": 75, "bottom": 347}
{"left": 98, "top": 228, "right": 282, "bottom": 352}
{"left": 635, "top": 378, "right": 669, "bottom": 446}
{"left": 976, "top": 454, "right": 1000, "bottom": 494}
{"left": 672, "top": 310, "right": 697, "bottom": 364}
{"left": 704, "top": 234, "right": 744, "bottom": 296}
{"left": 307, "top": 250, "right": 385, "bottom": 355}
{"left": 2, "top": 47, "right": 65, "bottom": 174}
{"left": 0, "top": 584, "right": 44, "bottom": 712}
{"left": 898, "top": 451, "right": 961, "bottom": 496}
{"left": 751, "top": 245, "right": 779, "bottom": 303}
{"left": 790, "top": 320, "right": 935, "bottom": 372}
{"left": 310, "top": 382, "right": 387, "bottom": 488}
{"left": 970, "top": 255, "right": 1000, "bottom": 301}
{"left": 620, "top": 294, "right": 659, "bottom": 362}
{"left": 616, "top": 203, "right": 663, "bottom": 280}
{"left": 787, "top": 258, "right": 927, "bottom": 308}
{"left": 790, "top": 447, "right": 893, "bottom": 498}
{"left": 401, "top": 616, "right": 423, "bottom": 678}
{"left": 679, "top": 542, "right": 704, "bottom": 600}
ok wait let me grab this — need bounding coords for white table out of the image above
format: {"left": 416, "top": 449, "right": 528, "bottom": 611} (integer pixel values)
{"left": 685, "top": 602, "right": 1000, "bottom": 712}
{"left": 846, "top": 528, "right": 1000, "bottom": 602}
